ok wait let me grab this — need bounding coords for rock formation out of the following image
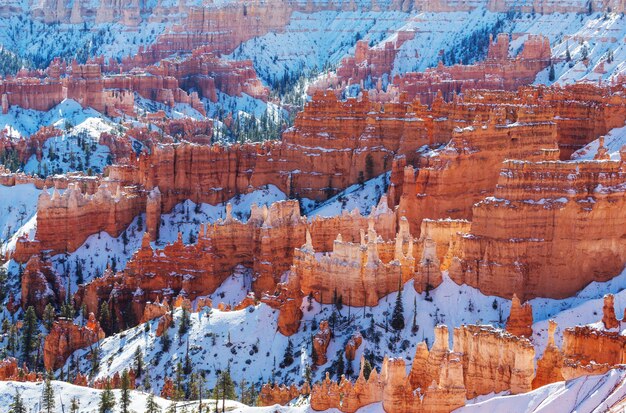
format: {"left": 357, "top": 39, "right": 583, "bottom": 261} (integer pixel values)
{"left": 532, "top": 320, "right": 564, "bottom": 389}
{"left": 258, "top": 383, "right": 301, "bottom": 406}
{"left": 312, "top": 323, "right": 533, "bottom": 412}
{"left": 21, "top": 254, "right": 65, "bottom": 316}
{"left": 603, "top": 294, "right": 620, "bottom": 329}
{"left": 43, "top": 313, "right": 106, "bottom": 371}
{"left": 450, "top": 157, "right": 626, "bottom": 300}
{"left": 313, "top": 321, "right": 331, "bottom": 366}
{"left": 506, "top": 294, "right": 533, "bottom": 338}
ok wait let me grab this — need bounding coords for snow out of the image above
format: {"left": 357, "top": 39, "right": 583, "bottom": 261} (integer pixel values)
{"left": 0, "top": 183, "right": 39, "bottom": 250}
{"left": 530, "top": 265, "right": 626, "bottom": 356}
{"left": 63, "top": 274, "right": 511, "bottom": 392}
{"left": 304, "top": 172, "right": 389, "bottom": 218}
{"left": 0, "top": 380, "right": 247, "bottom": 413}
{"left": 572, "top": 124, "right": 626, "bottom": 161}
{"left": 1, "top": 99, "right": 117, "bottom": 175}
{"left": 228, "top": 11, "right": 410, "bottom": 84}
{"left": 458, "top": 367, "right": 626, "bottom": 413}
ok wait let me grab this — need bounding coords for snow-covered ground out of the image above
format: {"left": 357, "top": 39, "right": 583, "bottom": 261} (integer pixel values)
{"left": 63, "top": 274, "right": 511, "bottom": 392}
{"left": 458, "top": 367, "right": 626, "bottom": 413}
{"left": 1, "top": 99, "right": 118, "bottom": 175}
{"left": 572, "top": 124, "right": 626, "bottom": 161}
{"left": 0, "top": 183, "right": 39, "bottom": 248}
{"left": 0, "top": 380, "right": 248, "bottom": 413}
{"left": 4, "top": 367, "right": 626, "bottom": 413}
{"left": 303, "top": 172, "right": 389, "bottom": 218}
{"left": 228, "top": 11, "right": 409, "bottom": 85}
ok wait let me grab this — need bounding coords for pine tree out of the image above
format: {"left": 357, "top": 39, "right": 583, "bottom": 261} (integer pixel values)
{"left": 42, "top": 370, "right": 55, "bottom": 413}
{"left": 21, "top": 306, "right": 37, "bottom": 367}
{"left": 98, "top": 382, "right": 116, "bottom": 413}
{"left": 566, "top": 45, "right": 571, "bottom": 62}
{"left": 336, "top": 352, "right": 345, "bottom": 379}
{"left": 134, "top": 347, "right": 144, "bottom": 378}
{"left": 390, "top": 280, "right": 405, "bottom": 331}
{"left": 43, "top": 304, "right": 56, "bottom": 331}
{"left": 120, "top": 369, "right": 131, "bottom": 413}
{"left": 146, "top": 394, "right": 161, "bottom": 413}
{"left": 70, "top": 397, "right": 80, "bottom": 413}
{"left": 178, "top": 307, "right": 190, "bottom": 337}
{"left": 165, "top": 401, "right": 177, "bottom": 413}
{"left": 175, "top": 361, "right": 185, "bottom": 400}
{"left": 161, "top": 329, "right": 172, "bottom": 351}
{"left": 99, "top": 302, "right": 111, "bottom": 333}
{"left": 548, "top": 63, "right": 555, "bottom": 82}
{"left": 9, "top": 391, "right": 26, "bottom": 413}
{"left": 281, "top": 339, "right": 294, "bottom": 367}
{"left": 362, "top": 359, "right": 373, "bottom": 380}
{"left": 411, "top": 297, "right": 418, "bottom": 334}
{"left": 0, "top": 268, "right": 7, "bottom": 303}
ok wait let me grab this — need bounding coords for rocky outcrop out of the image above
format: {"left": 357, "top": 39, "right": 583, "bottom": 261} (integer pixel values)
{"left": 258, "top": 383, "right": 301, "bottom": 406}
{"left": 312, "top": 323, "right": 532, "bottom": 412}
{"left": 603, "top": 294, "right": 620, "bottom": 329}
{"left": 506, "top": 294, "right": 533, "bottom": 338}
{"left": 43, "top": 313, "right": 106, "bottom": 371}
{"left": 391, "top": 34, "right": 551, "bottom": 105}
{"left": 293, "top": 218, "right": 414, "bottom": 307}
{"left": 0, "top": 358, "right": 41, "bottom": 382}
{"left": 21, "top": 255, "right": 65, "bottom": 316}
{"left": 452, "top": 325, "right": 535, "bottom": 398}
{"left": 533, "top": 320, "right": 564, "bottom": 389}
{"left": 345, "top": 333, "right": 363, "bottom": 361}
{"left": 449, "top": 157, "right": 626, "bottom": 300}
{"left": 313, "top": 320, "right": 331, "bottom": 366}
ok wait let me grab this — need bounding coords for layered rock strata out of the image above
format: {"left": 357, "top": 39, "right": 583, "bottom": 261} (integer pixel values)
{"left": 449, "top": 157, "right": 626, "bottom": 300}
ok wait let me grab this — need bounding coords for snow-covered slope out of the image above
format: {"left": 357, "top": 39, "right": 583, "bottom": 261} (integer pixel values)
{"left": 0, "top": 380, "right": 247, "bottom": 413}
{"left": 62, "top": 275, "right": 511, "bottom": 392}
{"left": 572, "top": 124, "right": 626, "bottom": 161}
{"left": 458, "top": 367, "right": 626, "bottom": 413}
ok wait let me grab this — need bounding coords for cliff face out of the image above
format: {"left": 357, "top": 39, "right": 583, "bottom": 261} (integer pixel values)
{"left": 392, "top": 34, "right": 551, "bottom": 105}
{"left": 9, "top": 0, "right": 625, "bottom": 26}
{"left": 311, "top": 324, "right": 534, "bottom": 413}
{"left": 395, "top": 106, "right": 559, "bottom": 235}
{"left": 20, "top": 254, "right": 65, "bottom": 316}
{"left": 42, "top": 314, "right": 105, "bottom": 371}
{"left": 452, "top": 325, "right": 535, "bottom": 398}
{"left": 450, "top": 158, "right": 626, "bottom": 300}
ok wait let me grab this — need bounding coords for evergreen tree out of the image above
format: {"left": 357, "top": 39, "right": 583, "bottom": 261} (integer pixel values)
{"left": 98, "top": 382, "right": 116, "bottom": 413}
{"left": 0, "top": 268, "right": 7, "bottom": 303}
{"left": 174, "top": 362, "right": 185, "bottom": 400}
{"left": 281, "top": 339, "right": 294, "bottom": 367}
{"left": 70, "top": 397, "right": 80, "bottom": 413}
{"left": 21, "top": 306, "right": 37, "bottom": 367}
{"left": 548, "top": 63, "right": 555, "bottom": 82}
{"left": 165, "top": 402, "right": 177, "bottom": 413}
{"left": 411, "top": 297, "right": 419, "bottom": 334}
{"left": 215, "top": 368, "right": 236, "bottom": 412}
{"left": 362, "top": 359, "right": 373, "bottom": 380}
{"left": 566, "top": 45, "right": 571, "bottom": 62}
{"left": 390, "top": 280, "right": 405, "bottom": 331}
{"left": 178, "top": 307, "right": 190, "bottom": 337}
{"left": 336, "top": 352, "right": 345, "bottom": 379}
{"left": 120, "top": 369, "right": 132, "bottom": 413}
{"left": 161, "top": 329, "right": 172, "bottom": 352}
{"left": 9, "top": 391, "right": 26, "bottom": 413}
{"left": 43, "top": 304, "right": 56, "bottom": 331}
{"left": 42, "top": 370, "right": 55, "bottom": 413}
{"left": 146, "top": 394, "right": 161, "bottom": 413}
{"left": 134, "top": 347, "right": 144, "bottom": 378}
{"left": 99, "top": 302, "right": 111, "bottom": 333}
